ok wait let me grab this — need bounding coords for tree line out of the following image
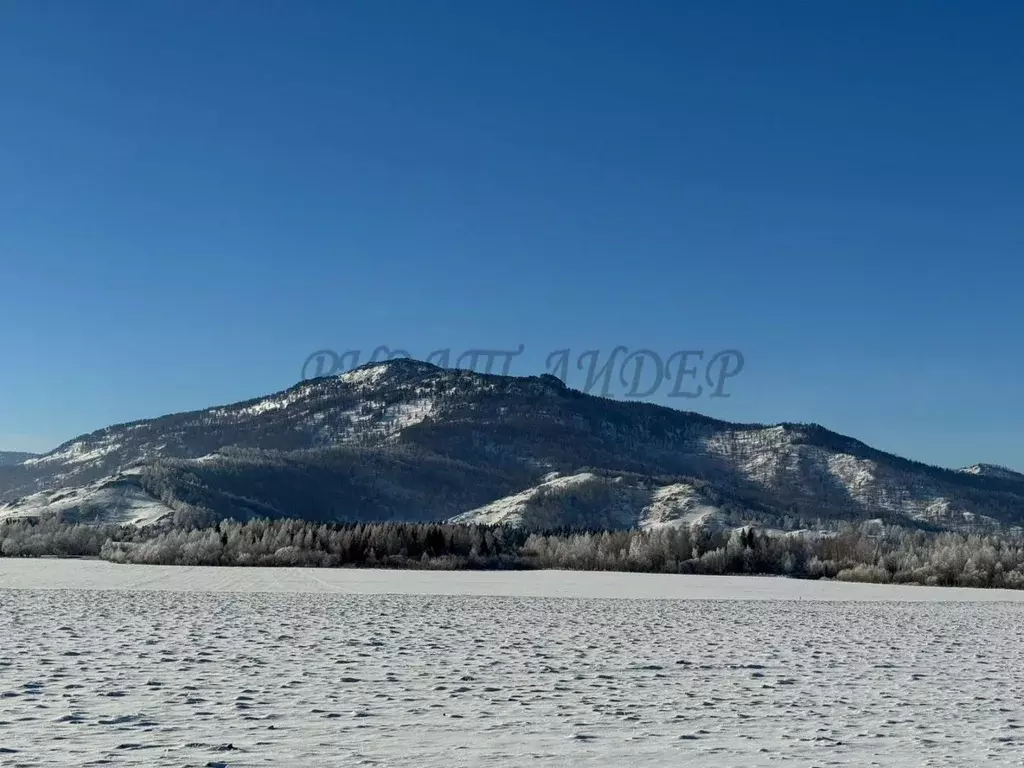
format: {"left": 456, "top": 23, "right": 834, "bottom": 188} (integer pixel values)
{"left": 4, "top": 513, "right": 1024, "bottom": 589}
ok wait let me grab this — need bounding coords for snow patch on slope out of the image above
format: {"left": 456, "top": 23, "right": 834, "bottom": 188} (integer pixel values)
{"left": 451, "top": 473, "right": 602, "bottom": 527}
{"left": 0, "top": 475, "right": 173, "bottom": 526}
{"left": 210, "top": 388, "right": 310, "bottom": 419}
{"left": 451, "top": 473, "right": 723, "bottom": 530}
{"left": 958, "top": 463, "right": 1024, "bottom": 482}
{"left": 642, "top": 484, "right": 720, "bottom": 529}
{"left": 339, "top": 365, "right": 390, "bottom": 388}
{"left": 24, "top": 439, "right": 122, "bottom": 467}
{"left": 320, "top": 398, "right": 438, "bottom": 444}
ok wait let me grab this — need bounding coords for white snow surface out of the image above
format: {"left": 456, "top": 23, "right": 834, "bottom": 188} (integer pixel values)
{"left": 3, "top": 560, "right": 1024, "bottom": 766}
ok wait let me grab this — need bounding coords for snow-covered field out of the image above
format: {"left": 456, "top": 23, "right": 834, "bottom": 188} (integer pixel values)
{"left": 3, "top": 562, "right": 1024, "bottom": 766}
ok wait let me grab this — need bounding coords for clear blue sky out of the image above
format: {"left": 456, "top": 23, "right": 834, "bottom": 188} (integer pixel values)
{"left": 2, "top": 1, "right": 1022, "bottom": 469}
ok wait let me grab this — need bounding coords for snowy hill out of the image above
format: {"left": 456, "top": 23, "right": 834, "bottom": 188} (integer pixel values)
{"left": 1, "top": 360, "right": 1022, "bottom": 530}
{"left": 0, "top": 470, "right": 174, "bottom": 526}
{"left": 450, "top": 472, "right": 728, "bottom": 530}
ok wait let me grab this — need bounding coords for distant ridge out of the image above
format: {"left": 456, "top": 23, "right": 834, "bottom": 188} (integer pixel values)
{"left": 0, "top": 451, "right": 38, "bottom": 467}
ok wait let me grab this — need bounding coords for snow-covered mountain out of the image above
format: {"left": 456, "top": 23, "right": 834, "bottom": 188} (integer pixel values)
{"left": 1, "top": 360, "right": 1022, "bottom": 530}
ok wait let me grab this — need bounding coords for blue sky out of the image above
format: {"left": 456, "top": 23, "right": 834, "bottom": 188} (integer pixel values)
{"left": 2, "top": 1, "right": 1022, "bottom": 469}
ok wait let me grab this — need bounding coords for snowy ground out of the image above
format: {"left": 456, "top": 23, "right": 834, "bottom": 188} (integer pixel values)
{"left": 3, "top": 562, "right": 1024, "bottom": 766}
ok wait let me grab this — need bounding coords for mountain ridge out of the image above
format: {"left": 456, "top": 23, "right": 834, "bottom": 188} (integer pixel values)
{"left": 2, "top": 360, "right": 1022, "bottom": 530}
{"left": 0, "top": 452, "right": 38, "bottom": 467}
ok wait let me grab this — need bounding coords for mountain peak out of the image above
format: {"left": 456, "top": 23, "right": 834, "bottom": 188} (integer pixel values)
{"left": 333, "top": 358, "right": 443, "bottom": 385}
{"left": 957, "top": 463, "right": 1024, "bottom": 482}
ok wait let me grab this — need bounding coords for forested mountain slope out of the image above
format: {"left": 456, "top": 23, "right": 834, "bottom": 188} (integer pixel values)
{"left": 2, "top": 360, "right": 1022, "bottom": 531}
